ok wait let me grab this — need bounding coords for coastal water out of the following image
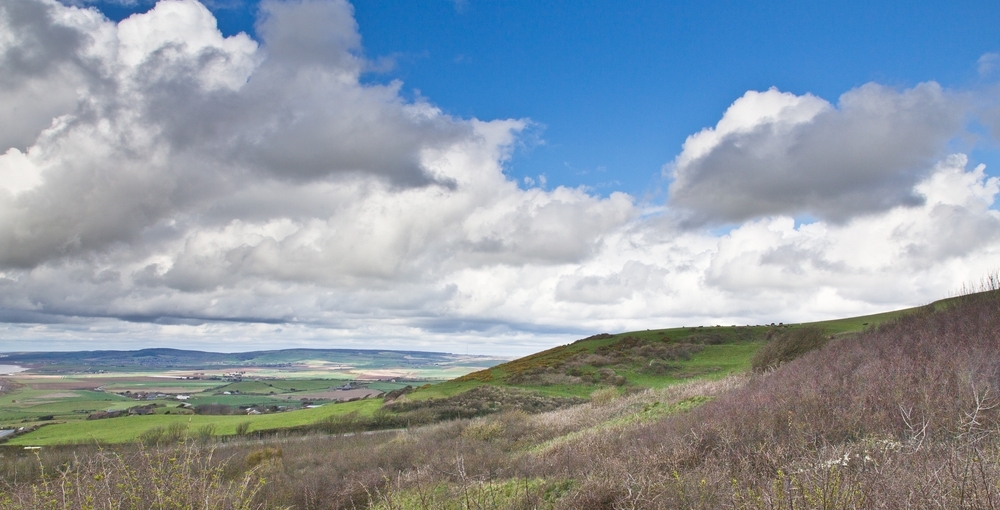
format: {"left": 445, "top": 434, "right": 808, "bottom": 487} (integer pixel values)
{"left": 0, "top": 365, "right": 26, "bottom": 374}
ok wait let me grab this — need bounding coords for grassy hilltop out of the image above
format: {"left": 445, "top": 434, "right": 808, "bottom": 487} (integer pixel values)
{"left": 375, "top": 303, "right": 913, "bottom": 408}
{"left": 3, "top": 288, "right": 1000, "bottom": 508}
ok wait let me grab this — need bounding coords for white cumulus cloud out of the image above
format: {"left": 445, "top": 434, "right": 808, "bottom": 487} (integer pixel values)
{"left": 1, "top": 0, "right": 999, "bottom": 355}
{"left": 667, "top": 84, "right": 967, "bottom": 225}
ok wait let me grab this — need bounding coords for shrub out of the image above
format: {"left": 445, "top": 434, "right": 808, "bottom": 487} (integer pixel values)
{"left": 0, "top": 442, "right": 266, "bottom": 509}
{"left": 245, "top": 447, "right": 282, "bottom": 469}
{"left": 235, "top": 421, "right": 251, "bottom": 436}
{"left": 382, "top": 385, "right": 414, "bottom": 401}
{"left": 194, "top": 403, "right": 239, "bottom": 415}
{"left": 751, "top": 326, "right": 828, "bottom": 372}
{"left": 196, "top": 423, "right": 217, "bottom": 442}
{"left": 384, "top": 385, "right": 585, "bottom": 421}
{"left": 461, "top": 420, "right": 506, "bottom": 442}
{"left": 454, "top": 369, "right": 495, "bottom": 383}
{"left": 314, "top": 411, "right": 364, "bottom": 434}
{"left": 138, "top": 426, "right": 165, "bottom": 446}
{"left": 589, "top": 387, "right": 620, "bottom": 406}
{"left": 138, "top": 422, "right": 187, "bottom": 446}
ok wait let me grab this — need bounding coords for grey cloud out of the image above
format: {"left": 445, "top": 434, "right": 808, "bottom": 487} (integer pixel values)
{"left": 758, "top": 245, "right": 848, "bottom": 275}
{"left": 256, "top": 0, "right": 360, "bottom": 72}
{"left": 0, "top": 0, "right": 90, "bottom": 149}
{"left": 412, "top": 317, "right": 583, "bottom": 336}
{"left": 59, "top": 0, "right": 149, "bottom": 6}
{"left": 668, "top": 83, "right": 966, "bottom": 225}
{"left": 978, "top": 84, "right": 1000, "bottom": 143}
{"left": 461, "top": 191, "right": 635, "bottom": 266}
{"left": 0, "top": 0, "right": 84, "bottom": 79}
{"left": 555, "top": 261, "right": 669, "bottom": 304}
{"left": 228, "top": 83, "right": 467, "bottom": 187}
{"left": 0, "top": 258, "right": 306, "bottom": 324}
{"left": 900, "top": 203, "right": 1000, "bottom": 267}
{"left": 117, "top": 314, "right": 286, "bottom": 325}
{"left": 0, "top": 149, "right": 181, "bottom": 268}
{"left": 131, "top": 0, "right": 466, "bottom": 187}
{"left": 0, "top": 0, "right": 471, "bottom": 270}
{"left": 0, "top": 308, "right": 74, "bottom": 323}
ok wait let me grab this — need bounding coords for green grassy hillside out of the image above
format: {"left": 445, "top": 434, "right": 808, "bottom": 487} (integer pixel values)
{"left": 420, "top": 303, "right": 914, "bottom": 399}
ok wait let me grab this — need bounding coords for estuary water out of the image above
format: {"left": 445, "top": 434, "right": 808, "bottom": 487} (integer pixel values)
{"left": 0, "top": 365, "right": 26, "bottom": 375}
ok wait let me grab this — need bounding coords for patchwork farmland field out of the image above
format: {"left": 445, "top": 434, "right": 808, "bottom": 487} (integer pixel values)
{"left": 0, "top": 348, "right": 506, "bottom": 445}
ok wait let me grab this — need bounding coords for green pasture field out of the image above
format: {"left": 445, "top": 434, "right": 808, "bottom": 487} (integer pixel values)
{"left": 395, "top": 380, "right": 482, "bottom": 401}
{"left": 260, "top": 379, "right": 338, "bottom": 391}
{"left": 413, "top": 367, "right": 492, "bottom": 379}
{"left": 209, "top": 381, "right": 281, "bottom": 394}
{"left": 5, "top": 398, "right": 382, "bottom": 446}
{"left": 1, "top": 375, "right": 391, "bottom": 445}
{"left": 0, "top": 389, "right": 131, "bottom": 422}
{"left": 183, "top": 395, "right": 300, "bottom": 407}
{"left": 98, "top": 380, "right": 226, "bottom": 392}
{"left": 363, "top": 381, "right": 413, "bottom": 392}
{"left": 786, "top": 309, "right": 913, "bottom": 336}
{"left": 218, "top": 379, "right": 346, "bottom": 393}
{"left": 0, "top": 375, "right": 383, "bottom": 429}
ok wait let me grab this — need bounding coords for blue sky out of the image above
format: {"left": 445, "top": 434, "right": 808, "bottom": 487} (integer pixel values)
{"left": 1, "top": 0, "right": 999, "bottom": 354}
{"left": 91, "top": 0, "right": 1000, "bottom": 196}
{"left": 352, "top": 1, "right": 1000, "bottom": 196}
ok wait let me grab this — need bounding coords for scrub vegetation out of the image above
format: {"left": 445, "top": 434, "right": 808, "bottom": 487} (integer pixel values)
{"left": 2, "top": 283, "right": 999, "bottom": 508}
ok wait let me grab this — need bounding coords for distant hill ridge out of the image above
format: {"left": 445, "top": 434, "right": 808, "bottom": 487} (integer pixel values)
{"left": 0, "top": 347, "right": 499, "bottom": 370}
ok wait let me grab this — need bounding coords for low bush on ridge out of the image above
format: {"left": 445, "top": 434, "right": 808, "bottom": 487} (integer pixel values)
{"left": 382, "top": 385, "right": 586, "bottom": 421}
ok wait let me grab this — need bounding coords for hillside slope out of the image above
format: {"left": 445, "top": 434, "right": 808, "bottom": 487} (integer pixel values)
{"left": 2, "top": 296, "right": 923, "bottom": 446}
{"left": 530, "top": 287, "right": 1000, "bottom": 507}
{"left": 4, "top": 289, "right": 998, "bottom": 508}
{"left": 409, "top": 302, "right": 915, "bottom": 400}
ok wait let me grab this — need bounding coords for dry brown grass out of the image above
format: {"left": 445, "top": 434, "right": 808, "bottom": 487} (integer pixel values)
{"left": 0, "top": 442, "right": 266, "bottom": 509}
{"left": 528, "top": 289, "right": 1000, "bottom": 508}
